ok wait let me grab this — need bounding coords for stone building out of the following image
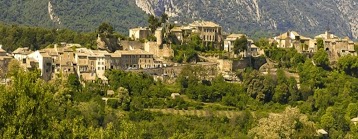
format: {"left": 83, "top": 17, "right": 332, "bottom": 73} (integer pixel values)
{"left": 223, "top": 34, "right": 246, "bottom": 53}
{"left": 315, "top": 31, "right": 357, "bottom": 61}
{"left": 74, "top": 48, "right": 98, "bottom": 81}
{"left": 0, "top": 45, "right": 13, "bottom": 79}
{"left": 129, "top": 27, "right": 151, "bottom": 40}
{"left": 114, "top": 49, "right": 156, "bottom": 69}
{"left": 27, "top": 51, "right": 53, "bottom": 81}
{"left": 144, "top": 42, "right": 174, "bottom": 59}
{"left": 189, "top": 21, "right": 223, "bottom": 49}
{"left": 274, "top": 31, "right": 315, "bottom": 53}
{"left": 12, "top": 47, "right": 32, "bottom": 64}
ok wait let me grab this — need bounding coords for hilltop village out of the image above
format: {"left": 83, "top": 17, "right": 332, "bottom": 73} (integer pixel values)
{"left": 0, "top": 20, "right": 356, "bottom": 83}
{"left": 1, "top": 18, "right": 358, "bottom": 138}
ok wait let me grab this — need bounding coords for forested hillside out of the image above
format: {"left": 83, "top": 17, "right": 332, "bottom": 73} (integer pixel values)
{"left": 1, "top": 23, "right": 358, "bottom": 137}
{"left": 0, "top": 0, "right": 148, "bottom": 34}
{"left": 1, "top": 0, "right": 357, "bottom": 39}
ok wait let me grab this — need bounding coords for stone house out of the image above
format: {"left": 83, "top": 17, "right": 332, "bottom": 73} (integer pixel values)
{"left": 315, "top": 31, "right": 357, "bottom": 61}
{"left": 74, "top": 48, "right": 95, "bottom": 81}
{"left": 144, "top": 42, "right": 174, "bottom": 59}
{"left": 0, "top": 45, "right": 13, "bottom": 78}
{"left": 108, "top": 53, "right": 122, "bottom": 70}
{"left": 274, "top": 31, "right": 315, "bottom": 53}
{"left": 57, "top": 47, "right": 75, "bottom": 76}
{"left": 223, "top": 34, "right": 257, "bottom": 58}
{"left": 189, "top": 21, "right": 223, "bottom": 49}
{"left": 129, "top": 27, "right": 151, "bottom": 40}
{"left": 27, "top": 51, "right": 53, "bottom": 81}
{"left": 223, "top": 34, "right": 246, "bottom": 53}
{"left": 12, "top": 47, "right": 32, "bottom": 64}
{"left": 114, "top": 49, "right": 155, "bottom": 69}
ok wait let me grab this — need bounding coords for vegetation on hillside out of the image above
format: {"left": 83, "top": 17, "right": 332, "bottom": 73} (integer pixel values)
{"left": 0, "top": 0, "right": 148, "bottom": 34}
{"left": 1, "top": 23, "right": 358, "bottom": 138}
{"left": 2, "top": 46, "right": 357, "bottom": 137}
{"left": 0, "top": 23, "right": 97, "bottom": 51}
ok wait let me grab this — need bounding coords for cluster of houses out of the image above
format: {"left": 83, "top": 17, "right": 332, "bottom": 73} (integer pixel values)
{"left": 272, "top": 30, "right": 357, "bottom": 60}
{"left": 129, "top": 20, "right": 262, "bottom": 58}
{"left": 0, "top": 20, "right": 357, "bottom": 82}
{"left": 0, "top": 43, "right": 161, "bottom": 82}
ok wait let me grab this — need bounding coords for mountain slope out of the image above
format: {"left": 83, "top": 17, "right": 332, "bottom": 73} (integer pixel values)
{"left": 0, "top": 0, "right": 356, "bottom": 39}
{"left": 0, "top": 0, "right": 148, "bottom": 34}
{"left": 135, "top": 0, "right": 358, "bottom": 39}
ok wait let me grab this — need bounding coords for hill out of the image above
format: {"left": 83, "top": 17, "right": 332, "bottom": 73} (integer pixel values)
{"left": 0, "top": 0, "right": 149, "bottom": 34}
{"left": 0, "top": 0, "right": 357, "bottom": 39}
{"left": 135, "top": 0, "right": 358, "bottom": 39}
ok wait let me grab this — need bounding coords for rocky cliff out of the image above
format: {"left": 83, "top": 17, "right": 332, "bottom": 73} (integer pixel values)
{"left": 0, "top": 0, "right": 356, "bottom": 39}
{"left": 135, "top": 0, "right": 358, "bottom": 39}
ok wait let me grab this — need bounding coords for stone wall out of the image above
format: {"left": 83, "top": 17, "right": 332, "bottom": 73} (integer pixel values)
{"left": 144, "top": 42, "right": 174, "bottom": 58}
{"left": 217, "top": 59, "right": 232, "bottom": 72}
{"left": 232, "top": 57, "right": 266, "bottom": 71}
{"left": 130, "top": 63, "right": 218, "bottom": 78}
{"left": 120, "top": 40, "right": 144, "bottom": 50}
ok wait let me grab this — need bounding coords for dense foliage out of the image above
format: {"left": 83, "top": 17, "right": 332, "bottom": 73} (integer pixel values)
{"left": 0, "top": 0, "right": 148, "bottom": 34}
{"left": 1, "top": 0, "right": 356, "bottom": 40}
{"left": 0, "top": 23, "right": 97, "bottom": 51}
{"left": 0, "top": 23, "right": 357, "bottom": 138}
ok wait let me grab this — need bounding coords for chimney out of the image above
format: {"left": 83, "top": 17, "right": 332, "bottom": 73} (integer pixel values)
{"left": 0, "top": 45, "right": 2, "bottom": 49}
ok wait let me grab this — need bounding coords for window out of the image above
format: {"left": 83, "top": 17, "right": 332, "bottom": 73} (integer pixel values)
{"left": 98, "top": 67, "right": 100, "bottom": 70}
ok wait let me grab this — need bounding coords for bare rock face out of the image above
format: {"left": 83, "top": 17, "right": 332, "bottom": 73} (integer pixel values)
{"left": 335, "top": 0, "right": 358, "bottom": 38}
{"left": 135, "top": 0, "right": 358, "bottom": 39}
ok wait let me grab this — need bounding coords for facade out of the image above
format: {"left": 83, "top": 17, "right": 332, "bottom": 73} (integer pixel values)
{"left": 223, "top": 34, "right": 246, "bottom": 53}
{"left": 129, "top": 27, "right": 151, "bottom": 40}
{"left": 12, "top": 47, "right": 32, "bottom": 64}
{"left": 189, "top": 21, "right": 223, "bottom": 49}
{"left": 57, "top": 47, "right": 75, "bottom": 76}
{"left": 223, "top": 34, "right": 257, "bottom": 58}
{"left": 315, "top": 31, "right": 357, "bottom": 60}
{"left": 74, "top": 48, "right": 95, "bottom": 81}
{"left": 250, "top": 44, "right": 261, "bottom": 57}
{"left": 27, "top": 51, "right": 53, "bottom": 81}
{"left": 92, "top": 50, "right": 109, "bottom": 80}
{"left": 114, "top": 49, "right": 155, "bottom": 69}
{"left": 274, "top": 31, "right": 314, "bottom": 53}
{"left": 170, "top": 26, "right": 184, "bottom": 44}
{"left": 0, "top": 45, "right": 13, "bottom": 78}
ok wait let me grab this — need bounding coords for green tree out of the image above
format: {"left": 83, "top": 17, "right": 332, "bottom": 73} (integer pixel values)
{"left": 233, "top": 36, "right": 248, "bottom": 54}
{"left": 313, "top": 49, "right": 329, "bottom": 67}
{"left": 316, "top": 38, "right": 324, "bottom": 50}
{"left": 160, "top": 13, "right": 169, "bottom": 24}
{"left": 6, "top": 59, "right": 21, "bottom": 78}
{"left": 254, "top": 38, "right": 269, "bottom": 48}
{"left": 320, "top": 107, "right": 335, "bottom": 130}
{"left": 249, "top": 107, "right": 316, "bottom": 138}
{"left": 337, "top": 55, "right": 358, "bottom": 77}
{"left": 68, "top": 73, "right": 81, "bottom": 92}
{"left": 97, "top": 22, "right": 114, "bottom": 35}
{"left": 313, "top": 89, "right": 331, "bottom": 109}
{"left": 148, "top": 15, "right": 160, "bottom": 33}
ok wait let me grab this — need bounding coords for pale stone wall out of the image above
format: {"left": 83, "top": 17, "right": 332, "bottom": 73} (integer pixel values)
{"left": 217, "top": 59, "right": 232, "bottom": 72}
{"left": 144, "top": 42, "right": 174, "bottom": 58}
{"left": 120, "top": 40, "right": 144, "bottom": 50}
